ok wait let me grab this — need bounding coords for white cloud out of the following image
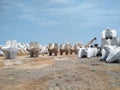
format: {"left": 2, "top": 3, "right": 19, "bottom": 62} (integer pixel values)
{"left": 29, "top": 1, "right": 97, "bottom": 16}
{"left": 2, "top": 0, "right": 119, "bottom": 28}
{"left": 1, "top": 0, "right": 97, "bottom": 17}
{"left": 15, "top": 0, "right": 99, "bottom": 27}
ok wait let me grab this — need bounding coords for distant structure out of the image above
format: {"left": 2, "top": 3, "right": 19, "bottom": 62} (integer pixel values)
{"left": 48, "top": 43, "right": 58, "bottom": 56}
{"left": 78, "top": 37, "right": 98, "bottom": 58}
{"left": 27, "top": 42, "right": 41, "bottom": 57}
{"left": 1, "top": 40, "right": 18, "bottom": 59}
{"left": 101, "top": 27, "right": 119, "bottom": 47}
{"left": 70, "top": 43, "right": 82, "bottom": 55}
{"left": 0, "top": 49, "right": 4, "bottom": 56}
{"left": 85, "top": 37, "right": 97, "bottom": 47}
{"left": 60, "top": 42, "right": 71, "bottom": 55}
{"left": 100, "top": 27, "right": 120, "bottom": 63}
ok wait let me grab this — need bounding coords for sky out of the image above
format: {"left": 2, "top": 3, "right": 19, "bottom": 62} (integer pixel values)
{"left": 0, "top": 0, "right": 120, "bottom": 45}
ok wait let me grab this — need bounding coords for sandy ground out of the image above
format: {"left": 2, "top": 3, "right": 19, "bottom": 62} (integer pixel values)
{"left": 0, "top": 55, "right": 120, "bottom": 90}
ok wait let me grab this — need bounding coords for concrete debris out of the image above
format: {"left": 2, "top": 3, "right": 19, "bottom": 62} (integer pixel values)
{"left": 60, "top": 42, "right": 71, "bottom": 55}
{"left": 78, "top": 47, "right": 98, "bottom": 58}
{"left": 27, "top": 42, "right": 41, "bottom": 57}
{"left": 101, "top": 28, "right": 120, "bottom": 63}
{"left": 101, "top": 27, "right": 119, "bottom": 47}
{"left": 0, "top": 50, "right": 4, "bottom": 56}
{"left": 70, "top": 43, "right": 82, "bottom": 55}
{"left": 1, "top": 40, "right": 18, "bottom": 59}
{"left": 0, "top": 27, "right": 119, "bottom": 63}
{"left": 48, "top": 43, "right": 58, "bottom": 56}
{"left": 39, "top": 45, "right": 49, "bottom": 55}
{"left": 17, "top": 42, "right": 29, "bottom": 54}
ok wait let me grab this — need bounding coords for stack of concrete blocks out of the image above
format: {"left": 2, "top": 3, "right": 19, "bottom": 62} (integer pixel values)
{"left": 27, "top": 42, "right": 40, "bottom": 57}
{"left": 1, "top": 40, "right": 18, "bottom": 59}
{"left": 17, "top": 42, "right": 29, "bottom": 55}
{"left": 101, "top": 28, "right": 119, "bottom": 47}
{"left": 101, "top": 28, "right": 120, "bottom": 63}
{"left": 70, "top": 43, "right": 82, "bottom": 55}
{"left": 48, "top": 43, "right": 58, "bottom": 56}
{"left": 60, "top": 42, "right": 71, "bottom": 55}
{"left": 78, "top": 47, "right": 97, "bottom": 58}
{"left": 101, "top": 45, "right": 120, "bottom": 63}
{"left": 39, "top": 45, "right": 49, "bottom": 56}
{"left": 0, "top": 50, "right": 4, "bottom": 56}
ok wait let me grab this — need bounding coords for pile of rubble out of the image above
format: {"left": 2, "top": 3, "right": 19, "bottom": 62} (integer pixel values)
{"left": 77, "top": 37, "right": 100, "bottom": 58}
{"left": 0, "top": 27, "right": 120, "bottom": 62}
{"left": 77, "top": 27, "right": 120, "bottom": 63}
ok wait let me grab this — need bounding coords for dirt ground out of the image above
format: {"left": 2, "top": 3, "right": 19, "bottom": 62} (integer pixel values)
{"left": 0, "top": 55, "right": 120, "bottom": 90}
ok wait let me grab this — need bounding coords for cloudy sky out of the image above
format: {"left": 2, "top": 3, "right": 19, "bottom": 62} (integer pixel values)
{"left": 0, "top": 0, "right": 120, "bottom": 45}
